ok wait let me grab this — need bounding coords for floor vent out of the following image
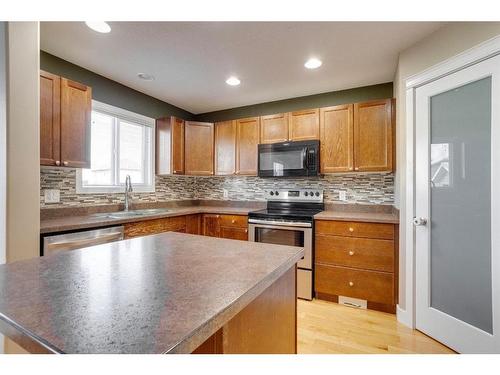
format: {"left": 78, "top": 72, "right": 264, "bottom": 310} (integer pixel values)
{"left": 338, "top": 296, "right": 367, "bottom": 309}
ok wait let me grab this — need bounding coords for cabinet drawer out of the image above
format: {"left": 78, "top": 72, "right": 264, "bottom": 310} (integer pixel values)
{"left": 315, "top": 220, "right": 394, "bottom": 240}
{"left": 316, "top": 235, "right": 394, "bottom": 272}
{"left": 219, "top": 215, "right": 248, "bottom": 228}
{"left": 124, "top": 216, "right": 186, "bottom": 238}
{"left": 220, "top": 227, "right": 248, "bottom": 241}
{"left": 315, "top": 264, "right": 394, "bottom": 305}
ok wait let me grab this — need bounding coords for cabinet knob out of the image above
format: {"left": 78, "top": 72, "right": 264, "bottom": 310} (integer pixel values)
{"left": 349, "top": 281, "right": 354, "bottom": 287}
{"left": 354, "top": 167, "right": 359, "bottom": 171}
{"left": 349, "top": 227, "right": 354, "bottom": 232}
{"left": 349, "top": 167, "right": 353, "bottom": 171}
{"left": 245, "top": 229, "right": 248, "bottom": 233}
{"left": 348, "top": 250, "right": 355, "bottom": 256}
{"left": 63, "top": 161, "right": 68, "bottom": 166}
{"left": 55, "top": 160, "right": 61, "bottom": 166}
{"left": 173, "top": 170, "right": 178, "bottom": 174}
{"left": 231, "top": 219, "right": 236, "bottom": 224}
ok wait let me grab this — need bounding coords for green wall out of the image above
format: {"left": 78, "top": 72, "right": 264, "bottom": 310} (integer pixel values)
{"left": 40, "top": 51, "right": 194, "bottom": 120}
{"left": 194, "top": 82, "right": 393, "bottom": 122}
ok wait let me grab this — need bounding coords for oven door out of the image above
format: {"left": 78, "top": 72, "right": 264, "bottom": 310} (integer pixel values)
{"left": 248, "top": 221, "right": 312, "bottom": 270}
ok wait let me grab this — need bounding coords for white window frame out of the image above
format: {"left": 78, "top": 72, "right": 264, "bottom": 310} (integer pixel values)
{"left": 76, "top": 100, "right": 155, "bottom": 194}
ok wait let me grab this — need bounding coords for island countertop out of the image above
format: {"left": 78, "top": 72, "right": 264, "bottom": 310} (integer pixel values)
{"left": 0, "top": 232, "right": 303, "bottom": 354}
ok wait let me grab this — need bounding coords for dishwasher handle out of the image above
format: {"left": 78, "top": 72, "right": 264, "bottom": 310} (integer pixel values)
{"left": 43, "top": 226, "right": 124, "bottom": 256}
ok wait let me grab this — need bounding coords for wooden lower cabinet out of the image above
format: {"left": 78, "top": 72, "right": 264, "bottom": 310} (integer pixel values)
{"left": 202, "top": 214, "right": 248, "bottom": 241}
{"left": 124, "top": 216, "right": 187, "bottom": 239}
{"left": 315, "top": 220, "right": 398, "bottom": 313}
{"left": 192, "top": 266, "right": 296, "bottom": 354}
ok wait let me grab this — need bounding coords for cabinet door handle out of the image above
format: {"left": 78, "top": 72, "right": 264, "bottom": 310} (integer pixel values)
{"left": 348, "top": 251, "right": 355, "bottom": 256}
{"left": 349, "top": 281, "right": 354, "bottom": 287}
{"left": 55, "top": 160, "right": 61, "bottom": 166}
{"left": 63, "top": 161, "right": 68, "bottom": 166}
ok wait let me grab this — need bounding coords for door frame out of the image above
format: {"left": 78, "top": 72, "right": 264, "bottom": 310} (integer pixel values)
{"left": 402, "top": 34, "right": 500, "bottom": 329}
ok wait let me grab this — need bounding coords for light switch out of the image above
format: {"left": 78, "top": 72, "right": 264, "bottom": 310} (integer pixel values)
{"left": 44, "top": 189, "right": 60, "bottom": 204}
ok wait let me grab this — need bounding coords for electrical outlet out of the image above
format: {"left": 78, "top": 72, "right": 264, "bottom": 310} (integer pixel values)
{"left": 338, "top": 190, "right": 347, "bottom": 201}
{"left": 223, "top": 189, "right": 229, "bottom": 198}
{"left": 44, "top": 189, "right": 60, "bottom": 204}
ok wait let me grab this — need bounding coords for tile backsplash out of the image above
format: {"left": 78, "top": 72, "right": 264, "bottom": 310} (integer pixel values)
{"left": 40, "top": 167, "right": 394, "bottom": 208}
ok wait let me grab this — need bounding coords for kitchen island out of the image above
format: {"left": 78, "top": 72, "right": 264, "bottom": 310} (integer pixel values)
{"left": 0, "top": 232, "right": 303, "bottom": 354}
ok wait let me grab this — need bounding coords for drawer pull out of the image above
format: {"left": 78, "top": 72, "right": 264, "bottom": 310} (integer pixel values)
{"left": 349, "top": 227, "right": 354, "bottom": 232}
{"left": 349, "top": 281, "right": 354, "bottom": 287}
{"left": 348, "top": 250, "right": 355, "bottom": 256}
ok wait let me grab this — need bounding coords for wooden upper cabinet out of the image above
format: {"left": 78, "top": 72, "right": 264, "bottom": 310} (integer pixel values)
{"left": 215, "top": 120, "right": 236, "bottom": 175}
{"left": 320, "top": 104, "right": 354, "bottom": 173}
{"left": 289, "top": 109, "right": 319, "bottom": 141}
{"left": 185, "top": 121, "right": 214, "bottom": 175}
{"left": 236, "top": 117, "right": 260, "bottom": 176}
{"left": 40, "top": 71, "right": 61, "bottom": 166}
{"left": 260, "top": 113, "right": 289, "bottom": 144}
{"left": 60, "top": 78, "right": 92, "bottom": 168}
{"left": 156, "top": 116, "right": 185, "bottom": 175}
{"left": 353, "top": 99, "right": 393, "bottom": 172}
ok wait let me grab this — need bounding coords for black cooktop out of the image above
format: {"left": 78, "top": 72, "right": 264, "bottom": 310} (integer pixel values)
{"left": 249, "top": 201, "right": 324, "bottom": 222}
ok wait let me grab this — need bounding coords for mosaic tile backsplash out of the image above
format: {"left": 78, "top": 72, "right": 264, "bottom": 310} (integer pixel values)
{"left": 40, "top": 167, "right": 394, "bottom": 208}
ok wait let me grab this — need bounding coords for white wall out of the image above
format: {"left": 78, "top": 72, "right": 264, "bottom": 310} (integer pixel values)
{"left": 395, "top": 22, "right": 500, "bottom": 325}
{"left": 3, "top": 21, "right": 40, "bottom": 354}
{"left": 0, "top": 21, "right": 7, "bottom": 355}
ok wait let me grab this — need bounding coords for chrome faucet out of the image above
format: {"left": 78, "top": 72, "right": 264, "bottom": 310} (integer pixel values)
{"left": 124, "top": 175, "right": 133, "bottom": 211}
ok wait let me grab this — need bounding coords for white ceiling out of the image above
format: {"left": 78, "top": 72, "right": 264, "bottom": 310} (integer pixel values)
{"left": 40, "top": 22, "right": 443, "bottom": 114}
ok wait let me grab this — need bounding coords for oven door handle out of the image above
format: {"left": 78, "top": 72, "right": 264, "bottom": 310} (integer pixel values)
{"left": 248, "top": 218, "right": 312, "bottom": 228}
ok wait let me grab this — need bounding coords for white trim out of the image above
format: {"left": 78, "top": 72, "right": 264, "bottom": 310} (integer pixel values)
{"left": 75, "top": 100, "right": 155, "bottom": 194}
{"left": 92, "top": 100, "right": 155, "bottom": 128}
{"left": 406, "top": 34, "right": 500, "bottom": 89}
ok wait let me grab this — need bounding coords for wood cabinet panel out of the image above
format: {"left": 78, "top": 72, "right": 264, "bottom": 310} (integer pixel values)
{"left": 202, "top": 214, "right": 220, "bottom": 237}
{"left": 236, "top": 117, "right": 260, "bottom": 175}
{"left": 289, "top": 109, "right": 319, "bottom": 141}
{"left": 260, "top": 113, "right": 289, "bottom": 144}
{"left": 219, "top": 215, "right": 248, "bottom": 228}
{"left": 124, "top": 216, "right": 186, "bottom": 239}
{"left": 222, "top": 266, "right": 296, "bottom": 354}
{"left": 220, "top": 227, "right": 248, "bottom": 241}
{"left": 353, "top": 99, "right": 393, "bottom": 172}
{"left": 185, "top": 214, "right": 201, "bottom": 235}
{"left": 40, "top": 71, "right": 61, "bottom": 166}
{"left": 156, "top": 116, "right": 185, "bottom": 175}
{"left": 185, "top": 121, "right": 214, "bottom": 175}
{"left": 316, "top": 235, "right": 394, "bottom": 272}
{"left": 315, "top": 264, "right": 394, "bottom": 305}
{"left": 215, "top": 120, "right": 236, "bottom": 175}
{"left": 320, "top": 104, "right": 353, "bottom": 173}
{"left": 315, "top": 220, "right": 394, "bottom": 240}
{"left": 60, "top": 78, "right": 92, "bottom": 168}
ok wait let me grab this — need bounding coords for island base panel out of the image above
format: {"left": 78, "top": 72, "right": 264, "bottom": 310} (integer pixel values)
{"left": 193, "top": 267, "right": 297, "bottom": 354}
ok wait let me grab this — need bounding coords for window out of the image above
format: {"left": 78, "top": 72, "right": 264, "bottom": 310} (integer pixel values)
{"left": 77, "top": 101, "right": 155, "bottom": 193}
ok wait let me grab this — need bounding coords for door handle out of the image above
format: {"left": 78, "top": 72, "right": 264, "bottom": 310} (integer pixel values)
{"left": 413, "top": 217, "right": 428, "bottom": 226}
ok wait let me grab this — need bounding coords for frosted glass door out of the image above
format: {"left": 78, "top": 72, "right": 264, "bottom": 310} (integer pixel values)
{"left": 415, "top": 55, "right": 500, "bottom": 353}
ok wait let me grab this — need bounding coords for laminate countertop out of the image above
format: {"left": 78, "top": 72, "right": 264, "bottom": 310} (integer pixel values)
{"left": 0, "top": 232, "right": 303, "bottom": 354}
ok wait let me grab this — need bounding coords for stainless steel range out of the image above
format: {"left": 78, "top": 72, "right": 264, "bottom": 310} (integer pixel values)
{"left": 248, "top": 189, "right": 324, "bottom": 300}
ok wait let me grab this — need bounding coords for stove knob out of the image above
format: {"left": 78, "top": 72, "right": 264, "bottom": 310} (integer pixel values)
{"left": 309, "top": 191, "right": 314, "bottom": 196}
{"left": 304, "top": 192, "right": 309, "bottom": 196}
{"left": 270, "top": 191, "right": 274, "bottom": 196}
{"left": 315, "top": 192, "right": 320, "bottom": 197}
{"left": 275, "top": 191, "right": 279, "bottom": 196}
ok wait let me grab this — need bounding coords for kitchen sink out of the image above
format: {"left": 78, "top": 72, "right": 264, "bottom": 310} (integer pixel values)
{"left": 92, "top": 208, "right": 170, "bottom": 220}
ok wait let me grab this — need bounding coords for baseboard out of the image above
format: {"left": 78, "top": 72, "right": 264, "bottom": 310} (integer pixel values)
{"left": 396, "top": 305, "right": 414, "bottom": 328}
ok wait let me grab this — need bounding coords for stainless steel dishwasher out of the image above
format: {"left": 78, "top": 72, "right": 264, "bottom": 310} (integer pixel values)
{"left": 42, "top": 226, "right": 124, "bottom": 256}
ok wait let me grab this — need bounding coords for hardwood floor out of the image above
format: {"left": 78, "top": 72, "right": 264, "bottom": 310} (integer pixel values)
{"left": 297, "top": 299, "right": 455, "bottom": 354}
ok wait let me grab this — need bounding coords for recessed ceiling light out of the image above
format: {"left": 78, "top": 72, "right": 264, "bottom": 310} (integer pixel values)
{"left": 137, "top": 73, "right": 155, "bottom": 81}
{"left": 85, "top": 21, "right": 111, "bottom": 34}
{"left": 304, "top": 58, "right": 322, "bottom": 70}
{"left": 226, "top": 76, "right": 241, "bottom": 86}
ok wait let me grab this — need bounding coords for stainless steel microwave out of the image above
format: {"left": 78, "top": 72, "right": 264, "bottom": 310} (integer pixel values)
{"left": 257, "top": 140, "right": 320, "bottom": 177}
